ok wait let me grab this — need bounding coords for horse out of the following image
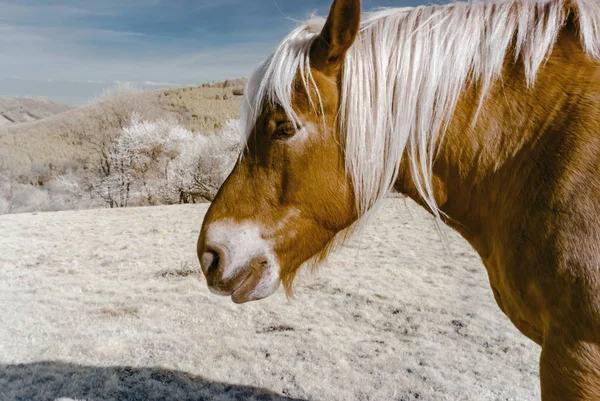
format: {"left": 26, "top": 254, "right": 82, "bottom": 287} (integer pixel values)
{"left": 197, "top": 0, "right": 600, "bottom": 398}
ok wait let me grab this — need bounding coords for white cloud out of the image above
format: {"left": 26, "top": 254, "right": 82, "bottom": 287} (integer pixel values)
{"left": 0, "top": 0, "right": 312, "bottom": 103}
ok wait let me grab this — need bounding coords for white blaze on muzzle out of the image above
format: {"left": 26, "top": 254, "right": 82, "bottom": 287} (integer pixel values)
{"left": 201, "top": 219, "right": 280, "bottom": 302}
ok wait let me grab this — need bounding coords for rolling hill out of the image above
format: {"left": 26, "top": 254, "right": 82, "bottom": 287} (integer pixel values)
{"left": 0, "top": 96, "right": 71, "bottom": 126}
{"left": 0, "top": 80, "right": 245, "bottom": 176}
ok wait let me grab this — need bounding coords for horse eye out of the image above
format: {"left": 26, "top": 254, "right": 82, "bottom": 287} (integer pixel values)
{"left": 272, "top": 121, "right": 298, "bottom": 140}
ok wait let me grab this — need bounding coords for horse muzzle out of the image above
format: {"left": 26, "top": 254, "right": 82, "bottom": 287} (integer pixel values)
{"left": 198, "top": 220, "right": 281, "bottom": 303}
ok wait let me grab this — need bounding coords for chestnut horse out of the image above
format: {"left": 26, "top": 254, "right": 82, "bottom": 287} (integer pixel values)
{"left": 198, "top": 0, "right": 600, "bottom": 398}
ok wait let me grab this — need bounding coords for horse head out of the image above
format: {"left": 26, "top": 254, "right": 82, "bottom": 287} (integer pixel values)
{"left": 197, "top": 0, "right": 362, "bottom": 303}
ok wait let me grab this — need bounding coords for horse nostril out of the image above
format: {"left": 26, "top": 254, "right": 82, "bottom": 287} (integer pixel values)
{"left": 201, "top": 248, "right": 221, "bottom": 275}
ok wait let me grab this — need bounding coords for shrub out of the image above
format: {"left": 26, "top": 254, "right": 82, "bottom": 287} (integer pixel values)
{"left": 46, "top": 174, "right": 93, "bottom": 211}
{"left": 10, "top": 183, "right": 50, "bottom": 213}
{"left": 164, "top": 119, "right": 239, "bottom": 203}
{"left": 231, "top": 87, "right": 244, "bottom": 96}
{"left": 91, "top": 114, "right": 240, "bottom": 208}
{"left": 0, "top": 97, "right": 241, "bottom": 214}
{"left": 0, "top": 175, "right": 14, "bottom": 214}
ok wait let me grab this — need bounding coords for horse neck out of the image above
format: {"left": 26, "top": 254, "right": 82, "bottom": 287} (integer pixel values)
{"left": 395, "top": 25, "right": 595, "bottom": 256}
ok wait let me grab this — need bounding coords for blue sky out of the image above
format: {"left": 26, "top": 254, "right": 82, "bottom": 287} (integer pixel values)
{"left": 0, "top": 0, "right": 423, "bottom": 105}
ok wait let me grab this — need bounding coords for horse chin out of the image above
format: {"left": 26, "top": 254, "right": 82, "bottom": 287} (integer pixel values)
{"left": 230, "top": 265, "right": 281, "bottom": 304}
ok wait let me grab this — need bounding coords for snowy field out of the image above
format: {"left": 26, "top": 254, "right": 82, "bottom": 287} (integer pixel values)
{"left": 0, "top": 199, "right": 540, "bottom": 400}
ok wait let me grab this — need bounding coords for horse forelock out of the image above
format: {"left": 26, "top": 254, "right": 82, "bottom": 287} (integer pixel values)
{"left": 240, "top": 18, "right": 325, "bottom": 148}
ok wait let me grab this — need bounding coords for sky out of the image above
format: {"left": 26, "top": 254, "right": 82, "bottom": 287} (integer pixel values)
{"left": 0, "top": 0, "right": 423, "bottom": 105}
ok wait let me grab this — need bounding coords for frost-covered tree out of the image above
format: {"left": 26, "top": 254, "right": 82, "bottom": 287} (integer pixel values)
{"left": 92, "top": 113, "right": 239, "bottom": 208}
{"left": 165, "top": 119, "right": 239, "bottom": 203}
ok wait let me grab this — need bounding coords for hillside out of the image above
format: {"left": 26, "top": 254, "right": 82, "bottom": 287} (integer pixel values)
{"left": 0, "top": 198, "right": 540, "bottom": 401}
{"left": 0, "top": 97, "right": 71, "bottom": 126}
{"left": 161, "top": 78, "right": 246, "bottom": 134}
{"left": 0, "top": 81, "right": 245, "bottom": 176}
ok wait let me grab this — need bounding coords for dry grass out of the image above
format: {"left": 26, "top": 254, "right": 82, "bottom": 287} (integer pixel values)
{"left": 0, "top": 97, "right": 70, "bottom": 125}
{"left": 0, "top": 199, "right": 540, "bottom": 400}
{"left": 0, "top": 90, "right": 165, "bottom": 176}
{"left": 0, "top": 81, "right": 245, "bottom": 177}
{"left": 160, "top": 79, "right": 245, "bottom": 134}
{"left": 0, "top": 81, "right": 245, "bottom": 215}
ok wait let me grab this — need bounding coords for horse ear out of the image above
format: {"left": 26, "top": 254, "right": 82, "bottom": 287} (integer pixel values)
{"left": 310, "top": 0, "right": 361, "bottom": 75}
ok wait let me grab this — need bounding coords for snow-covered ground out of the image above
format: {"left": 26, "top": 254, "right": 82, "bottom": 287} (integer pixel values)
{"left": 0, "top": 199, "right": 540, "bottom": 400}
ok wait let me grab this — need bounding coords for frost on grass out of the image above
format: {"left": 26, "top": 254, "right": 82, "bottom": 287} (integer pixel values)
{"left": 0, "top": 200, "right": 540, "bottom": 401}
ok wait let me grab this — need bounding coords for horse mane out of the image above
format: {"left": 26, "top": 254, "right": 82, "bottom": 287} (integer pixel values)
{"left": 242, "top": 0, "right": 600, "bottom": 219}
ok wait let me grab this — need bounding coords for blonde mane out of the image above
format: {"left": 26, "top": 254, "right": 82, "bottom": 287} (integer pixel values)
{"left": 242, "top": 0, "right": 600, "bottom": 218}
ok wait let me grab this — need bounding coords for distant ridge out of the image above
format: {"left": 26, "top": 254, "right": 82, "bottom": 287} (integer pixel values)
{"left": 0, "top": 97, "right": 71, "bottom": 126}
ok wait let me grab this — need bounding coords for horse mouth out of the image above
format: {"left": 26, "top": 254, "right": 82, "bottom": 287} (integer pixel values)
{"left": 230, "top": 268, "right": 263, "bottom": 304}
{"left": 231, "top": 283, "right": 251, "bottom": 304}
{"left": 233, "top": 262, "right": 280, "bottom": 304}
{"left": 203, "top": 253, "right": 280, "bottom": 304}
{"left": 208, "top": 270, "right": 251, "bottom": 298}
